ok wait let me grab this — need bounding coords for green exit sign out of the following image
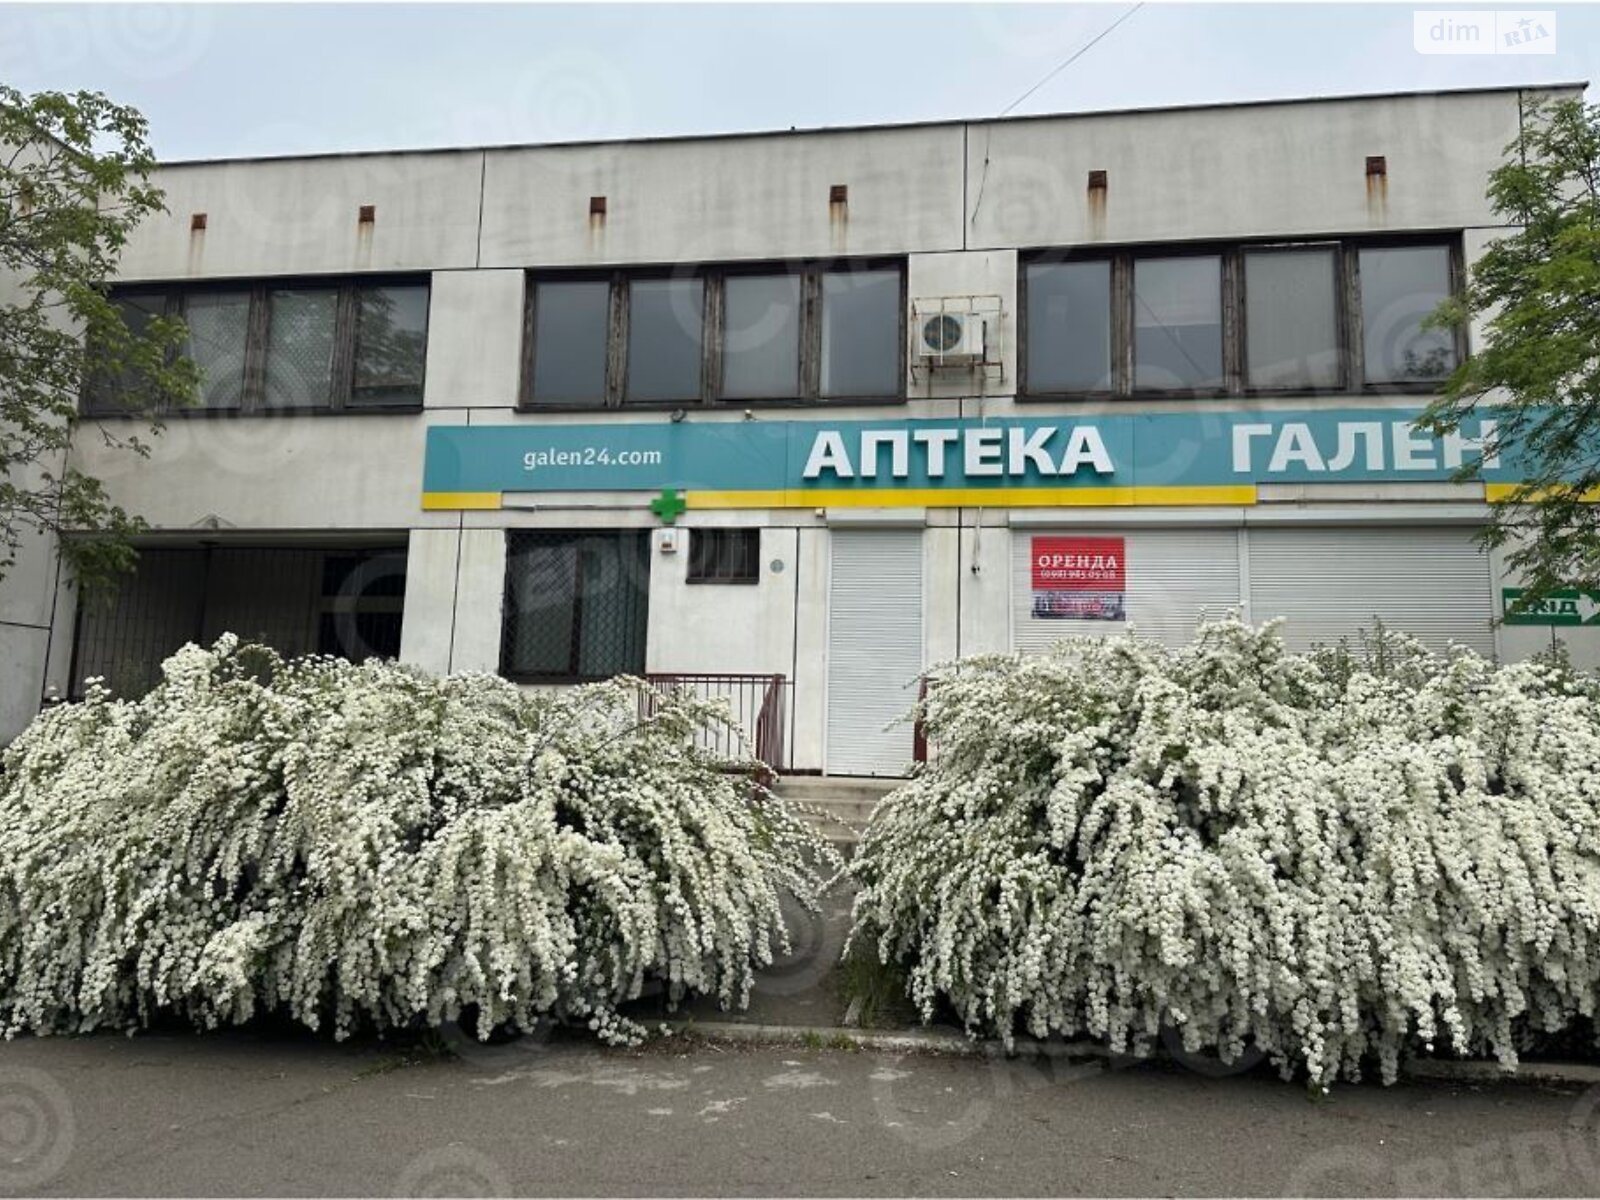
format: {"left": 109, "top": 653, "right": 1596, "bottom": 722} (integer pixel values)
{"left": 1503, "top": 588, "right": 1600, "bottom": 626}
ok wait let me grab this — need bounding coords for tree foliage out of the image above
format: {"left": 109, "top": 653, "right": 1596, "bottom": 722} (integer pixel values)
{"left": 1421, "top": 95, "right": 1600, "bottom": 603}
{"left": 0, "top": 85, "right": 195, "bottom": 590}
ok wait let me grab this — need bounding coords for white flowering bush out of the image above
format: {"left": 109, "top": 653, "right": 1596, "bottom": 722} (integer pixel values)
{"left": 0, "top": 638, "right": 839, "bottom": 1044}
{"left": 848, "top": 619, "right": 1600, "bottom": 1084}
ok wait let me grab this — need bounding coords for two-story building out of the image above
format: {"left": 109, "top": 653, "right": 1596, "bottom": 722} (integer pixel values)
{"left": 1, "top": 81, "right": 1593, "bottom": 773}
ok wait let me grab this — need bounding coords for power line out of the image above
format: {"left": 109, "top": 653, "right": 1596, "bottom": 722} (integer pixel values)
{"left": 998, "top": 2, "right": 1146, "bottom": 119}
{"left": 970, "top": 2, "right": 1146, "bottom": 231}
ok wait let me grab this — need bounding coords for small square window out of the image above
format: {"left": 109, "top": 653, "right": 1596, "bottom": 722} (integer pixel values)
{"left": 688, "top": 529, "right": 760, "bottom": 584}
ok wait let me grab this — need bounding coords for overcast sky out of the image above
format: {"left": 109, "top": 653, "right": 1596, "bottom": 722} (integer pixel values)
{"left": 0, "top": 3, "right": 1594, "bottom": 161}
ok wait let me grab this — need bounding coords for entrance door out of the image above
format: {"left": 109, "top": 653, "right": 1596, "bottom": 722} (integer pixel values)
{"left": 826, "top": 529, "right": 923, "bottom": 777}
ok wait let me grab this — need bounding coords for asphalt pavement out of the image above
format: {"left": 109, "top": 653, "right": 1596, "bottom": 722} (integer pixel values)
{"left": 2, "top": 1028, "right": 1599, "bottom": 1196}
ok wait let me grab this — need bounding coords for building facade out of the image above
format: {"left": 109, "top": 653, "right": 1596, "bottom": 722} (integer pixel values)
{"left": 1, "top": 82, "right": 1595, "bottom": 773}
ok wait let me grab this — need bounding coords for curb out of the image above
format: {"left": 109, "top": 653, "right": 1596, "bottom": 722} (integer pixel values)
{"left": 660, "top": 1020, "right": 978, "bottom": 1056}
{"left": 1400, "top": 1057, "right": 1600, "bottom": 1086}
{"left": 660, "top": 1020, "right": 1600, "bottom": 1088}
{"left": 659, "top": 1020, "right": 1127, "bottom": 1065}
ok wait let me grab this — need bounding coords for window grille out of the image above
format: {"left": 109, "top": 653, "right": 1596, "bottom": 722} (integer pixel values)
{"left": 502, "top": 531, "right": 650, "bottom": 681}
{"left": 687, "top": 529, "right": 760, "bottom": 584}
{"left": 70, "top": 545, "right": 406, "bottom": 698}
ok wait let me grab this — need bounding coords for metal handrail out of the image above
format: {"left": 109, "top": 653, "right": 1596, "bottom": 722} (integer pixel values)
{"left": 912, "top": 674, "right": 929, "bottom": 764}
{"left": 641, "top": 672, "right": 790, "bottom": 772}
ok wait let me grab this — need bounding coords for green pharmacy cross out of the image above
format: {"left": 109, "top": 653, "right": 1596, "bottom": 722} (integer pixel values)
{"left": 650, "top": 487, "right": 687, "bottom": 525}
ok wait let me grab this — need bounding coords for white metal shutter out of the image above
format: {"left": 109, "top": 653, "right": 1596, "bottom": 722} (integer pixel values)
{"left": 1247, "top": 527, "right": 1494, "bottom": 656}
{"left": 1013, "top": 529, "right": 1242, "bottom": 654}
{"left": 826, "top": 530, "right": 923, "bottom": 777}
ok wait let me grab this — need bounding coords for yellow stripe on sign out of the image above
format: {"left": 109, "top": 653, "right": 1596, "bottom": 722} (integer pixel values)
{"left": 688, "top": 485, "right": 1258, "bottom": 509}
{"left": 422, "top": 492, "right": 503, "bottom": 511}
{"left": 1486, "top": 483, "right": 1600, "bottom": 503}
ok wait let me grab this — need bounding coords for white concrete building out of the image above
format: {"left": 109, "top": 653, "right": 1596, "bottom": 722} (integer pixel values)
{"left": 2, "top": 82, "right": 1595, "bottom": 773}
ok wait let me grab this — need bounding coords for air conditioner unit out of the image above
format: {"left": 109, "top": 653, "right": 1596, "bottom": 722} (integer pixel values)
{"left": 913, "top": 307, "right": 986, "bottom": 366}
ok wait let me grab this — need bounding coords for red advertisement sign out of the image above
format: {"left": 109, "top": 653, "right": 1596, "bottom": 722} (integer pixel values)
{"left": 1031, "top": 537, "right": 1126, "bottom": 591}
{"left": 1031, "top": 536, "right": 1126, "bottom": 622}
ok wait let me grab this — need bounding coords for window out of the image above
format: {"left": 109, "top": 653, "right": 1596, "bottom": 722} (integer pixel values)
{"left": 264, "top": 288, "right": 338, "bottom": 409}
{"left": 524, "top": 261, "right": 904, "bottom": 408}
{"left": 722, "top": 275, "right": 801, "bottom": 399}
{"left": 819, "top": 269, "right": 901, "bottom": 398}
{"left": 182, "top": 290, "right": 250, "bottom": 410}
{"left": 501, "top": 531, "right": 650, "bottom": 681}
{"left": 1244, "top": 248, "right": 1340, "bottom": 390}
{"left": 84, "top": 291, "right": 168, "bottom": 410}
{"left": 1359, "top": 245, "right": 1456, "bottom": 384}
{"left": 529, "top": 280, "right": 610, "bottom": 405}
{"left": 625, "top": 278, "right": 703, "bottom": 402}
{"left": 1021, "top": 236, "right": 1460, "bottom": 398}
{"left": 352, "top": 284, "right": 430, "bottom": 405}
{"left": 85, "top": 277, "right": 430, "bottom": 416}
{"left": 1024, "top": 261, "right": 1112, "bottom": 393}
{"left": 688, "top": 529, "right": 760, "bottom": 584}
{"left": 1133, "top": 256, "right": 1223, "bottom": 391}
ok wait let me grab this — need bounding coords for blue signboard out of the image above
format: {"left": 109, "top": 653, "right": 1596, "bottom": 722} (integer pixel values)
{"left": 421, "top": 407, "right": 1515, "bottom": 511}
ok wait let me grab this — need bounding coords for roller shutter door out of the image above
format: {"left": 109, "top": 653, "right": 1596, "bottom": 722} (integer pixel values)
{"left": 1247, "top": 526, "right": 1494, "bottom": 656}
{"left": 826, "top": 529, "right": 923, "bottom": 777}
{"left": 1013, "top": 528, "right": 1242, "bottom": 654}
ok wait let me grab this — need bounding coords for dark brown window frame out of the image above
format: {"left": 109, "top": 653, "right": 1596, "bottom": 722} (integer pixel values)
{"left": 686, "top": 528, "right": 761, "bottom": 585}
{"left": 1018, "top": 233, "right": 1466, "bottom": 402}
{"left": 84, "top": 275, "right": 432, "bottom": 418}
{"left": 519, "top": 258, "right": 908, "bottom": 412}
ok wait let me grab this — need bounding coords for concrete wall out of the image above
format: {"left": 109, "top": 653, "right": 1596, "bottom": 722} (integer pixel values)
{"left": 965, "top": 90, "right": 1522, "bottom": 250}
{"left": 3, "top": 84, "right": 1591, "bottom": 758}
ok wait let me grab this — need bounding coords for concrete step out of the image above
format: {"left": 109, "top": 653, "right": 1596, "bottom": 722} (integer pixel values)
{"left": 779, "top": 776, "right": 903, "bottom": 846}
{"left": 792, "top": 796, "right": 881, "bottom": 823}
{"left": 778, "top": 775, "right": 902, "bottom": 804}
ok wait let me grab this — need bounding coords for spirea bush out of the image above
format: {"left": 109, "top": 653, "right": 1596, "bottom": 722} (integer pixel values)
{"left": 0, "top": 638, "right": 838, "bottom": 1044}
{"left": 848, "top": 619, "right": 1600, "bottom": 1084}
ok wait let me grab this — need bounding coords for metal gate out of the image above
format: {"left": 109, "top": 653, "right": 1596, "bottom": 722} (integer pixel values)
{"left": 71, "top": 544, "right": 406, "bottom": 698}
{"left": 1247, "top": 526, "right": 1495, "bottom": 656}
{"left": 825, "top": 529, "right": 923, "bottom": 777}
{"left": 1012, "top": 528, "right": 1243, "bottom": 652}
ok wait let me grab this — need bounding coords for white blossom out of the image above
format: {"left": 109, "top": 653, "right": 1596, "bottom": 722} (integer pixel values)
{"left": 0, "top": 638, "right": 839, "bottom": 1045}
{"left": 848, "top": 619, "right": 1600, "bottom": 1085}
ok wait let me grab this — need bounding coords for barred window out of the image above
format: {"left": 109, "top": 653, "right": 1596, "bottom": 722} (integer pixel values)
{"left": 688, "top": 529, "right": 759, "bottom": 585}
{"left": 502, "top": 531, "right": 650, "bottom": 681}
